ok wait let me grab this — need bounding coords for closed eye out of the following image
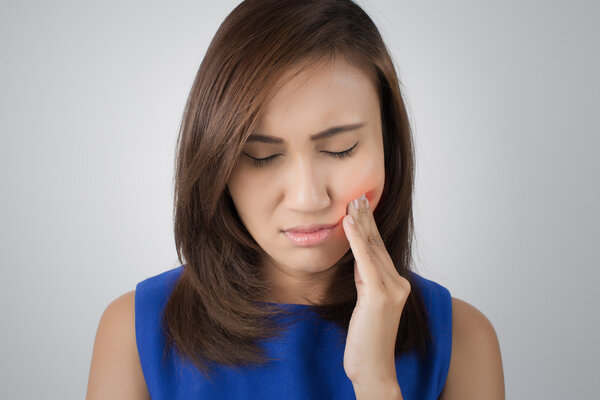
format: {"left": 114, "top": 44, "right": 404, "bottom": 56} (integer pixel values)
{"left": 244, "top": 141, "right": 359, "bottom": 168}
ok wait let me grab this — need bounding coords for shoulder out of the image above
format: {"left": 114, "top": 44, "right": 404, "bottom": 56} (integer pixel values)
{"left": 408, "top": 271, "right": 453, "bottom": 332}
{"left": 136, "top": 266, "right": 183, "bottom": 303}
{"left": 439, "top": 297, "right": 505, "bottom": 400}
{"left": 408, "top": 271, "right": 452, "bottom": 314}
{"left": 86, "top": 291, "right": 150, "bottom": 400}
{"left": 134, "top": 266, "right": 183, "bottom": 328}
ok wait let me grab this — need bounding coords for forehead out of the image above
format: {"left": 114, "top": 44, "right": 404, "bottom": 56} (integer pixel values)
{"left": 254, "top": 58, "right": 379, "bottom": 137}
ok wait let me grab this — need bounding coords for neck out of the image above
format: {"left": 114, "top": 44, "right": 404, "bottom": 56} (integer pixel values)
{"left": 261, "top": 257, "right": 340, "bottom": 305}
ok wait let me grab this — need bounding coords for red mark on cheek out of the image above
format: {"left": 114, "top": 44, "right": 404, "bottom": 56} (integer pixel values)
{"left": 345, "top": 188, "right": 377, "bottom": 215}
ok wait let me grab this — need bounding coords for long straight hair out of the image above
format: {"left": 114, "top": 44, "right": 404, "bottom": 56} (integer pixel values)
{"left": 163, "top": 0, "right": 432, "bottom": 381}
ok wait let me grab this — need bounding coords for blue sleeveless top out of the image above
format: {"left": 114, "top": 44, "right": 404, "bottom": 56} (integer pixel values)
{"left": 135, "top": 266, "right": 452, "bottom": 399}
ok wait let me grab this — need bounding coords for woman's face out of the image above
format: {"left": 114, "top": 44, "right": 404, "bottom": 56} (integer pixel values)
{"left": 227, "top": 57, "right": 386, "bottom": 302}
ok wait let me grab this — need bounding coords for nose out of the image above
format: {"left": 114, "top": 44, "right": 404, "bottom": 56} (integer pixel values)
{"left": 283, "top": 156, "right": 331, "bottom": 212}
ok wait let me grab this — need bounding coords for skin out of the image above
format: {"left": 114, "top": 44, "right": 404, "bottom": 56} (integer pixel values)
{"left": 226, "top": 57, "right": 386, "bottom": 306}
{"left": 86, "top": 57, "right": 505, "bottom": 399}
{"left": 343, "top": 194, "right": 409, "bottom": 398}
{"left": 86, "top": 290, "right": 150, "bottom": 400}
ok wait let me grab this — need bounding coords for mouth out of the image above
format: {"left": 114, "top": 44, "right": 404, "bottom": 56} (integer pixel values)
{"left": 282, "top": 222, "right": 340, "bottom": 247}
{"left": 283, "top": 221, "right": 339, "bottom": 233}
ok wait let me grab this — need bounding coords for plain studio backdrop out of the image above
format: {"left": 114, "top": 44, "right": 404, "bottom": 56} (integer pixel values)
{"left": 1, "top": 0, "right": 598, "bottom": 398}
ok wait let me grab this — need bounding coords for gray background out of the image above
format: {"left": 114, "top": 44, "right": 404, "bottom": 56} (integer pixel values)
{"left": 1, "top": 0, "right": 598, "bottom": 398}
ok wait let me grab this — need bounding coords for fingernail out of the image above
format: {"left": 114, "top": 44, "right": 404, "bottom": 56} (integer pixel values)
{"left": 360, "top": 193, "right": 367, "bottom": 208}
{"left": 361, "top": 194, "right": 369, "bottom": 209}
{"left": 347, "top": 215, "right": 355, "bottom": 225}
{"left": 353, "top": 198, "right": 359, "bottom": 210}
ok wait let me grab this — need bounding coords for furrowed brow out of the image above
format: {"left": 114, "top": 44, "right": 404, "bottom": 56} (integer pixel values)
{"left": 246, "top": 122, "right": 364, "bottom": 144}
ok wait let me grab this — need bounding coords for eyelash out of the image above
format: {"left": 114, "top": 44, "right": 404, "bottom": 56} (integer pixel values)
{"left": 247, "top": 142, "right": 359, "bottom": 168}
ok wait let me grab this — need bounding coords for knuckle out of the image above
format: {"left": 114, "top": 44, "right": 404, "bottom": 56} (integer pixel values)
{"left": 367, "top": 234, "right": 384, "bottom": 247}
{"left": 393, "top": 278, "right": 411, "bottom": 299}
{"left": 398, "top": 275, "right": 411, "bottom": 292}
{"left": 362, "top": 248, "right": 375, "bottom": 264}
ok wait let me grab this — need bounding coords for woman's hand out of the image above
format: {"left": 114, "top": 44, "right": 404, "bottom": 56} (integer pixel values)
{"left": 341, "top": 193, "right": 410, "bottom": 399}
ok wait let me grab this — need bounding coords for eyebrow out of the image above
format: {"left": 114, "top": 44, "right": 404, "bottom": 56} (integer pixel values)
{"left": 246, "top": 122, "right": 365, "bottom": 144}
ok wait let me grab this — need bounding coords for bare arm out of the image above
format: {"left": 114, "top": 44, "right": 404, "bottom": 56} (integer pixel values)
{"left": 86, "top": 290, "right": 150, "bottom": 400}
{"left": 439, "top": 297, "right": 505, "bottom": 400}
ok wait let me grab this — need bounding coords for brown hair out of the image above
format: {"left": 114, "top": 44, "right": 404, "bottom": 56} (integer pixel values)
{"left": 163, "top": 0, "right": 432, "bottom": 381}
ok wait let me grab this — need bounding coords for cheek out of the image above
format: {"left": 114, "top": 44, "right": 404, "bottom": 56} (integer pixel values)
{"left": 337, "top": 154, "right": 385, "bottom": 211}
{"left": 228, "top": 169, "right": 272, "bottom": 225}
{"left": 227, "top": 174, "right": 253, "bottom": 219}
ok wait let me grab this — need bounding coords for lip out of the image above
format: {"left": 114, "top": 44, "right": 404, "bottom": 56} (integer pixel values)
{"left": 283, "top": 222, "right": 339, "bottom": 247}
{"left": 283, "top": 222, "right": 339, "bottom": 233}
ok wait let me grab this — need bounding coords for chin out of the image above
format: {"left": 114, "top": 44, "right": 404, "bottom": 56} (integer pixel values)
{"left": 288, "top": 254, "right": 338, "bottom": 272}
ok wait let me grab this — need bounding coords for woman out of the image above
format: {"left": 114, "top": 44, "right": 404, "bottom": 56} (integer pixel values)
{"left": 87, "top": 1, "right": 505, "bottom": 399}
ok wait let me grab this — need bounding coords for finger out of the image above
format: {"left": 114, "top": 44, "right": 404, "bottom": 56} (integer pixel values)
{"left": 342, "top": 212, "right": 381, "bottom": 288}
{"left": 345, "top": 197, "right": 410, "bottom": 306}
{"left": 354, "top": 194, "right": 385, "bottom": 249}
{"left": 352, "top": 194, "right": 402, "bottom": 285}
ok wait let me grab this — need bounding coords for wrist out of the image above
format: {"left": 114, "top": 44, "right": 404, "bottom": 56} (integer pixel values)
{"left": 352, "top": 378, "right": 403, "bottom": 400}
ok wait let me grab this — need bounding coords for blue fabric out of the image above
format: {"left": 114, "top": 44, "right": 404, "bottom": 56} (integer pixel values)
{"left": 135, "top": 266, "right": 452, "bottom": 399}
